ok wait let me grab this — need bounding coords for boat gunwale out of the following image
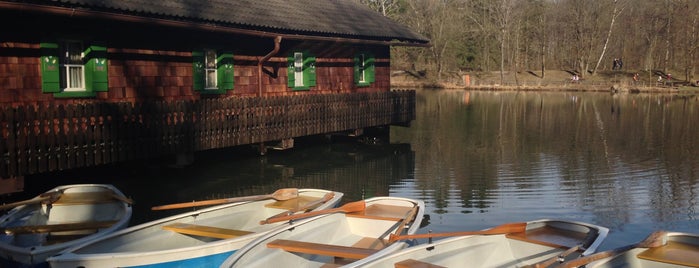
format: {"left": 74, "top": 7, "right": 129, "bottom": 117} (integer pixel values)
{"left": 0, "top": 184, "right": 133, "bottom": 264}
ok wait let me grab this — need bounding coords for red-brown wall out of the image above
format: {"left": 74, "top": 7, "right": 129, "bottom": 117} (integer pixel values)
{"left": 0, "top": 9, "right": 391, "bottom": 107}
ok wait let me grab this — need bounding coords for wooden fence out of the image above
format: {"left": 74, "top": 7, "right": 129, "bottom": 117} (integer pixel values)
{"left": 0, "top": 90, "right": 415, "bottom": 179}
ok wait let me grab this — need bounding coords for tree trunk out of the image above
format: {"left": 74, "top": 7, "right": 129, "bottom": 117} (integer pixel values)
{"left": 592, "top": 0, "right": 624, "bottom": 76}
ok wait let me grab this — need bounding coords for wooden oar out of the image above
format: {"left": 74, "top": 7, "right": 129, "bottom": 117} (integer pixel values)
{"left": 0, "top": 191, "right": 63, "bottom": 211}
{"left": 389, "top": 222, "right": 528, "bottom": 243}
{"left": 522, "top": 244, "right": 583, "bottom": 268}
{"left": 2, "top": 220, "right": 118, "bottom": 234}
{"left": 392, "top": 206, "right": 419, "bottom": 237}
{"left": 556, "top": 231, "right": 668, "bottom": 268}
{"left": 261, "top": 200, "right": 366, "bottom": 224}
{"left": 260, "top": 192, "right": 335, "bottom": 224}
{"left": 151, "top": 188, "right": 298, "bottom": 210}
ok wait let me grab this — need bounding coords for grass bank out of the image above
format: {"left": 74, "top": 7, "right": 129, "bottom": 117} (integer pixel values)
{"left": 392, "top": 70, "right": 699, "bottom": 94}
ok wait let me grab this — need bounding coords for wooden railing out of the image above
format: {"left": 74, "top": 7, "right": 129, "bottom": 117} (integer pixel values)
{"left": 0, "top": 91, "right": 415, "bottom": 178}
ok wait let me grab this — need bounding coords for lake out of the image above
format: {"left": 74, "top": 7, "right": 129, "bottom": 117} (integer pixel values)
{"left": 17, "top": 89, "right": 699, "bottom": 251}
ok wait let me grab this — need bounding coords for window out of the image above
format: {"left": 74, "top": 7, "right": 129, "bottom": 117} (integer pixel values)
{"left": 287, "top": 51, "right": 316, "bottom": 90}
{"left": 40, "top": 41, "right": 108, "bottom": 97}
{"left": 354, "top": 52, "right": 375, "bottom": 87}
{"left": 205, "top": 49, "right": 217, "bottom": 89}
{"left": 62, "top": 41, "right": 85, "bottom": 91}
{"left": 193, "top": 49, "right": 234, "bottom": 94}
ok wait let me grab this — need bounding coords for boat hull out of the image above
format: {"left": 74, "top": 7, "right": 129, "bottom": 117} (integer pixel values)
{"left": 353, "top": 219, "right": 609, "bottom": 268}
{"left": 0, "top": 184, "right": 132, "bottom": 267}
{"left": 48, "top": 188, "right": 342, "bottom": 268}
{"left": 221, "top": 196, "right": 425, "bottom": 268}
{"left": 584, "top": 232, "right": 699, "bottom": 268}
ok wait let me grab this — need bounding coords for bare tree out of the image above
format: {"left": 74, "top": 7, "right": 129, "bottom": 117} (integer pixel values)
{"left": 591, "top": 0, "right": 627, "bottom": 76}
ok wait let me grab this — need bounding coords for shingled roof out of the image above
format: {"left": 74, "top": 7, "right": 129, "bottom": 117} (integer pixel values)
{"left": 7, "top": 0, "right": 429, "bottom": 45}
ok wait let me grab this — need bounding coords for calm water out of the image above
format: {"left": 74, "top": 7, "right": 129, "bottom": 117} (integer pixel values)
{"left": 15, "top": 89, "right": 699, "bottom": 251}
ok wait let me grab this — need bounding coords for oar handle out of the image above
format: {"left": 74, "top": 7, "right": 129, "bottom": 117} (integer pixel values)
{"left": 523, "top": 244, "right": 582, "bottom": 268}
{"left": 556, "top": 244, "right": 634, "bottom": 268}
{"left": 389, "top": 222, "right": 527, "bottom": 242}
{"left": 152, "top": 194, "right": 271, "bottom": 210}
{"left": 2, "top": 220, "right": 118, "bottom": 234}
{"left": 262, "top": 200, "right": 366, "bottom": 224}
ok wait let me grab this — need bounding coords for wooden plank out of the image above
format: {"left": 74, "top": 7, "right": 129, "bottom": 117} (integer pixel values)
{"left": 394, "top": 259, "right": 447, "bottom": 268}
{"left": 52, "top": 191, "right": 123, "bottom": 205}
{"left": 506, "top": 225, "right": 587, "bottom": 249}
{"left": 162, "top": 223, "right": 253, "bottom": 239}
{"left": 347, "top": 204, "right": 411, "bottom": 221}
{"left": 637, "top": 240, "right": 699, "bottom": 267}
{"left": 266, "top": 239, "right": 380, "bottom": 259}
{"left": 2, "top": 220, "right": 117, "bottom": 234}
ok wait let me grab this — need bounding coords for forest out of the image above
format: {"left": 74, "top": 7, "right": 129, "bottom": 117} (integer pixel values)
{"left": 360, "top": 0, "right": 699, "bottom": 85}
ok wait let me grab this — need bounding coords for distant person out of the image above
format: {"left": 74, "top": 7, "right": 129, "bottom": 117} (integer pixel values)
{"left": 612, "top": 58, "right": 618, "bottom": 70}
{"left": 633, "top": 73, "right": 639, "bottom": 83}
{"left": 571, "top": 74, "right": 579, "bottom": 83}
{"left": 618, "top": 58, "right": 623, "bottom": 70}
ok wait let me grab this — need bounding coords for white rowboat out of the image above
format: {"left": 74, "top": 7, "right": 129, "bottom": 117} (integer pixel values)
{"left": 352, "top": 219, "right": 609, "bottom": 268}
{"left": 0, "top": 184, "right": 132, "bottom": 267}
{"left": 48, "top": 188, "right": 342, "bottom": 268}
{"left": 561, "top": 231, "right": 699, "bottom": 268}
{"left": 220, "top": 196, "right": 425, "bottom": 268}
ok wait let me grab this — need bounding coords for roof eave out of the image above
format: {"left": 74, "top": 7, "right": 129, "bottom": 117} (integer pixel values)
{"left": 1, "top": 1, "right": 430, "bottom": 47}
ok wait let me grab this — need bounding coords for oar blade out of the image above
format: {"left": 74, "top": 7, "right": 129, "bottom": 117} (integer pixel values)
{"left": 271, "top": 188, "right": 299, "bottom": 201}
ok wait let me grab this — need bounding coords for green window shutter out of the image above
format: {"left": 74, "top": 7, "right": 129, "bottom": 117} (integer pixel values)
{"left": 84, "top": 45, "right": 108, "bottom": 92}
{"left": 304, "top": 55, "right": 316, "bottom": 87}
{"left": 217, "top": 53, "right": 234, "bottom": 90}
{"left": 366, "top": 54, "right": 375, "bottom": 83}
{"left": 192, "top": 51, "right": 205, "bottom": 91}
{"left": 287, "top": 56, "right": 295, "bottom": 88}
{"left": 40, "top": 42, "right": 60, "bottom": 93}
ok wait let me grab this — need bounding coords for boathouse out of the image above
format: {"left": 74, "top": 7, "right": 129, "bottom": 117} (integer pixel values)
{"left": 0, "top": 0, "right": 429, "bottom": 193}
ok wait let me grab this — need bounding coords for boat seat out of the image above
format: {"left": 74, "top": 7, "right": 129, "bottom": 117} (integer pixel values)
{"left": 506, "top": 225, "right": 587, "bottom": 249}
{"left": 267, "top": 239, "right": 381, "bottom": 259}
{"left": 51, "top": 191, "right": 122, "bottom": 205}
{"left": 394, "top": 259, "right": 447, "bottom": 268}
{"left": 347, "top": 204, "right": 412, "bottom": 221}
{"left": 162, "top": 223, "right": 253, "bottom": 239}
{"left": 637, "top": 240, "right": 699, "bottom": 267}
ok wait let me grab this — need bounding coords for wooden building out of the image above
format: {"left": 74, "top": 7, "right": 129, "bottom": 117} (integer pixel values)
{"left": 0, "top": 0, "right": 429, "bottom": 192}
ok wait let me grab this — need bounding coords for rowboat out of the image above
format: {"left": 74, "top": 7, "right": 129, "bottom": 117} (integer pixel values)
{"left": 351, "top": 219, "right": 609, "bottom": 268}
{"left": 0, "top": 184, "right": 132, "bottom": 267}
{"left": 48, "top": 188, "right": 342, "bottom": 268}
{"left": 559, "top": 231, "right": 699, "bottom": 268}
{"left": 220, "top": 196, "right": 425, "bottom": 268}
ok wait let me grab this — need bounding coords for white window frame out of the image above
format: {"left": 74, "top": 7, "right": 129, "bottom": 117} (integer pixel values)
{"left": 294, "top": 52, "right": 304, "bottom": 87}
{"left": 62, "top": 41, "right": 86, "bottom": 92}
{"left": 204, "top": 49, "right": 218, "bottom": 89}
{"left": 358, "top": 53, "right": 366, "bottom": 83}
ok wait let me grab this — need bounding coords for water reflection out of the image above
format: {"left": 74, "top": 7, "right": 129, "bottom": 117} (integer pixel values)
{"left": 391, "top": 90, "right": 699, "bottom": 249}
{"left": 12, "top": 90, "right": 699, "bottom": 251}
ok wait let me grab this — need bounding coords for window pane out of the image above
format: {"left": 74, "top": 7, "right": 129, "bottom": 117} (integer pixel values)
{"left": 359, "top": 54, "right": 366, "bottom": 83}
{"left": 65, "top": 42, "right": 83, "bottom": 64}
{"left": 206, "top": 50, "right": 216, "bottom": 68}
{"left": 67, "top": 65, "right": 84, "bottom": 89}
{"left": 206, "top": 70, "right": 217, "bottom": 88}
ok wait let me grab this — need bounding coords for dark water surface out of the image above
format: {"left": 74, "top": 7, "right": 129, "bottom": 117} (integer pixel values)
{"left": 15, "top": 89, "right": 699, "bottom": 251}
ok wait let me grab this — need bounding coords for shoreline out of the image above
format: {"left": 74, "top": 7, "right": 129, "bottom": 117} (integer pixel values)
{"left": 391, "top": 82, "right": 697, "bottom": 94}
